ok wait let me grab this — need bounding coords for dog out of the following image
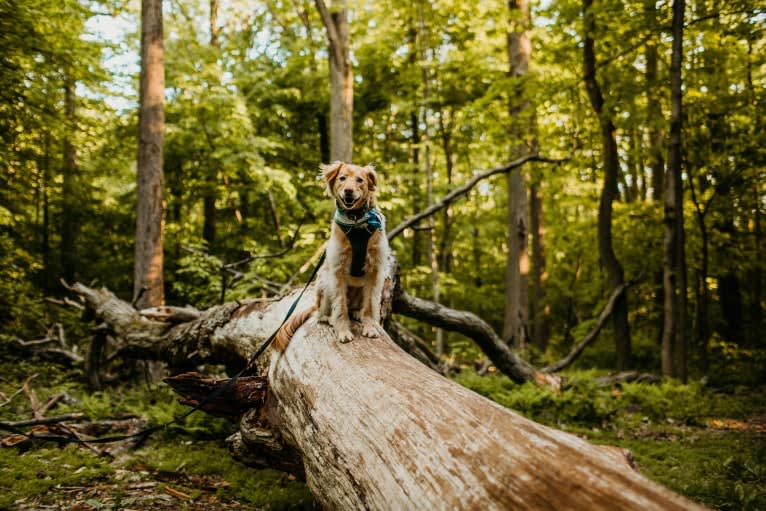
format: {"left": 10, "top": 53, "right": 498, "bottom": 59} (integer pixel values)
{"left": 274, "top": 161, "right": 390, "bottom": 350}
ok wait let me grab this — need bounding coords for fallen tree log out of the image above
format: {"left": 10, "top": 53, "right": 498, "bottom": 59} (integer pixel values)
{"left": 69, "top": 282, "right": 704, "bottom": 510}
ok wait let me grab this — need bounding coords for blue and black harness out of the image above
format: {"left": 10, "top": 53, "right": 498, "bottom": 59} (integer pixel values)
{"left": 334, "top": 205, "right": 384, "bottom": 277}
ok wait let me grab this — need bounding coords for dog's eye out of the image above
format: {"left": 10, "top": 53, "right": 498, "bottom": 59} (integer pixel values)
{"left": 356, "top": 177, "right": 364, "bottom": 183}
{"left": 339, "top": 176, "right": 346, "bottom": 181}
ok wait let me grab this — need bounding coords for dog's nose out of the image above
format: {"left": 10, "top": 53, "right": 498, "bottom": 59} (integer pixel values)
{"left": 344, "top": 189, "right": 354, "bottom": 196}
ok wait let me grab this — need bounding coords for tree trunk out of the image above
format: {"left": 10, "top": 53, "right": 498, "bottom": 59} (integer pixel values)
{"left": 61, "top": 76, "right": 77, "bottom": 284}
{"left": 416, "top": 12, "right": 443, "bottom": 356}
{"left": 689, "top": 176, "right": 711, "bottom": 374}
{"left": 202, "top": 183, "right": 217, "bottom": 248}
{"left": 662, "top": 0, "right": 687, "bottom": 381}
{"left": 408, "top": 20, "right": 423, "bottom": 268}
{"left": 316, "top": 0, "right": 352, "bottom": 162}
{"left": 437, "top": 109, "right": 455, "bottom": 273}
{"left": 582, "top": 0, "right": 632, "bottom": 370}
{"left": 69, "top": 280, "right": 704, "bottom": 511}
{"left": 529, "top": 181, "right": 550, "bottom": 350}
{"left": 135, "top": 0, "right": 165, "bottom": 308}
{"left": 753, "top": 181, "right": 762, "bottom": 345}
{"left": 41, "top": 131, "right": 52, "bottom": 291}
{"left": 644, "top": 0, "right": 664, "bottom": 202}
{"left": 410, "top": 110, "right": 423, "bottom": 267}
{"left": 503, "top": 0, "right": 532, "bottom": 349}
{"left": 504, "top": 169, "right": 530, "bottom": 349}
{"left": 202, "top": 0, "right": 220, "bottom": 250}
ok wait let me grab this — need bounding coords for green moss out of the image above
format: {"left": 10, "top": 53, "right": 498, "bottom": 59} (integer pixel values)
{"left": 586, "top": 428, "right": 766, "bottom": 510}
{"left": 0, "top": 445, "right": 114, "bottom": 509}
{"left": 132, "top": 442, "right": 314, "bottom": 509}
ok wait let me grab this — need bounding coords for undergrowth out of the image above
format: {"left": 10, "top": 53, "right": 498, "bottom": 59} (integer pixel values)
{"left": 0, "top": 355, "right": 314, "bottom": 510}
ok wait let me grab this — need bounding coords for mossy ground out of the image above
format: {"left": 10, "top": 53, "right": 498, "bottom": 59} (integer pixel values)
{"left": 0, "top": 358, "right": 313, "bottom": 510}
{"left": 1, "top": 355, "right": 764, "bottom": 510}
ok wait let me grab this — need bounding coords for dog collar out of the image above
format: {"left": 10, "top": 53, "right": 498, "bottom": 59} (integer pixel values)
{"left": 334, "top": 207, "right": 383, "bottom": 232}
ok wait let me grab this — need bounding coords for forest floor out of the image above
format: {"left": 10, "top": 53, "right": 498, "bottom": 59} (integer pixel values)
{"left": 1, "top": 357, "right": 764, "bottom": 510}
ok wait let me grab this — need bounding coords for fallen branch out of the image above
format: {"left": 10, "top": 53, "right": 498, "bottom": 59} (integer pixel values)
{"left": 39, "top": 392, "right": 73, "bottom": 416}
{"left": 0, "top": 412, "right": 87, "bottom": 430}
{"left": 387, "top": 153, "right": 566, "bottom": 240}
{"left": 392, "top": 289, "right": 560, "bottom": 389}
{"left": 594, "top": 371, "right": 663, "bottom": 386}
{"left": 139, "top": 305, "right": 202, "bottom": 323}
{"left": 44, "top": 296, "right": 85, "bottom": 310}
{"left": 38, "top": 347, "right": 84, "bottom": 365}
{"left": 0, "top": 374, "right": 37, "bottom": 408}
{"left": 386, "top": 320, "right": 444, "bottom": 374}
{"left": 542, "top": 282, "right": 628, "bottom": 373}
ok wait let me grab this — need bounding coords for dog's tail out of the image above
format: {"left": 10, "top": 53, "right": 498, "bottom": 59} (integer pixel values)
{"left": 273, "top": 306, "right": 317, "bottom": 352}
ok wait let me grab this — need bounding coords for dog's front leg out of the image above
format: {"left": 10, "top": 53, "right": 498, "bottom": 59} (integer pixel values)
{"left": 360, "top": 232, "right": 385, "bottom": 338}
{"left": 328, "top": 236, "right": 354, "bottom": 343}
{"left": 330, "top": 273, "right": 354, "bottom": 343}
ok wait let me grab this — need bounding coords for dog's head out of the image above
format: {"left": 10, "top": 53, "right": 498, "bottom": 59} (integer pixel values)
{"left": 320, "top": 161, "right": 378, "bottom": 210}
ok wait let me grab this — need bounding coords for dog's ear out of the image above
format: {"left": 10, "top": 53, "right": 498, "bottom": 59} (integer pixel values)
{"left": 319, "top": 161, "right": 344, "bottom": 196}
{"left": 364, "top": 165, "right": 378, "bottom": 192}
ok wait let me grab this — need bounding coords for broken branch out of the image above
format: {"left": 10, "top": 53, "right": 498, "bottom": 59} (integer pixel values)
{"left": 0, "top": 412, "right": 87, "bottom": 430}
{"left": 542, "top": 282, "right": 628, "bottom": 373}
{"left": 392, "top": 289, "right": 560, "bottom": 389}
{"left": 387, "top": 153, "right": 566, "bottom": 240}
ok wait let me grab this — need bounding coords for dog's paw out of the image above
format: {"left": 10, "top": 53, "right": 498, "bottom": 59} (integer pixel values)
{"left": 361, "top": 322, "right": 379, "bottom": 338}
{"left": 351, "top": 310, "right": 362, "bottom": 321}
{"left": 337, "top": 328, "right": 354, "bottom": 343}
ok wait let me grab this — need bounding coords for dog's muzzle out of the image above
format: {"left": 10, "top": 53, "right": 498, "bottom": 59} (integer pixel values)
{"left": 341, "top": 192, "right": 358, "bottom": 208}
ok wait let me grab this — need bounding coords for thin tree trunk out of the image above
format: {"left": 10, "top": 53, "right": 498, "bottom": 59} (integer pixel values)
{"left": 209, "top": 0, "right": 219, "bottom": 45}
{"left": 135, "top": 0, "right": 165, "bottom": 308}
{"left": 688, "top": 176, "right": 711, "bottom": 374}
{"left": 438, "top": 109, "right": 455, "bottom": 273}
{"left": 529, "top": 181, "right": 550, "bottom": 350}
{"left": 627, "top": 127, "right": 640, "bottom": 202}
{"left": 645, "top": 3, "right": 664, "bottom": 202}
{"left": 315, "top": 0, "right": 352, "bottom": 162}
{"left": 662, "top": 0, "right": 687, "bottom": 381}
{"left": 753, "top": 181, "right": 762, "bottom": 344}
{"left": 646, "top": 17, "right": 665, "bottom": 348}
{"left": 747, "top": 40, "right": 762, "bottom": 345}
{"left": 41, "top": 131, "right": 52, "bottom": 291}
{"left": 202, "top": 0, "right": 220, "bottom": 249}
{"left": 503, "top": 0, "right": 531, "bottom": 349}
{"left": 408, "top": 19, "right": 423, "bottom": 268}
{"left": 410, "top": 112, "right": 422, "bottom": 267}
{"left": 61, "top": 77, "right": 77, "bottom": 283}
{"left": 417, "top": 10, "right": 443, "bottom": 355}
{"left": 203, "top": 187, "right": 216, "bottom": 248}
{"left": 317, "top": 112, "right": 330, "bottom": 163}
{"left": 582, "top": 0, "right": 632, "bottom": 370}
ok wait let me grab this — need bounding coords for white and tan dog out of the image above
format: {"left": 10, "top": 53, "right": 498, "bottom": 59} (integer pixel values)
{"left": 274, "top": 161, "right": 390, "bottom": 350}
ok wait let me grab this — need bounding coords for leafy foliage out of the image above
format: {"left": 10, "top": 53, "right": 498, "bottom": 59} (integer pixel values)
{"left": 0, "top": 0, "right": 764, "bottom": 506}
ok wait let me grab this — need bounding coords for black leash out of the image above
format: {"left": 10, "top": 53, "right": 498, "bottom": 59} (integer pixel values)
{"left": 1, "top": 252, "right": 326, "bottom": 446}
